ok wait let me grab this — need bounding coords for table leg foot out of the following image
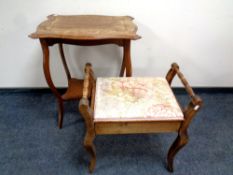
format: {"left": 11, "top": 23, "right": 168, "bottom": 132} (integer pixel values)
{"left": 57, "top": 99, "right": 64, "bottom": 129}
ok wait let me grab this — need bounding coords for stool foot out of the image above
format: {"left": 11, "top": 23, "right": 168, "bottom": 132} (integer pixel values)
{"left": 84, "top": 132, "right": 96, "bottom": 173}
{"left": 167, "top": 131, "right": 188, "bottom": 172}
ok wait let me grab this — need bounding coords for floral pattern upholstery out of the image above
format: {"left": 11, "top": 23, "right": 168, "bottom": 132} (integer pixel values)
{"left": 94, "top": 77, "right": 184, "bottom": 122}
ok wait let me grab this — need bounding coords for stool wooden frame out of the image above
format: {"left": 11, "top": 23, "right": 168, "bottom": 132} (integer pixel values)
{"left": 79, "top": 63, "right": 203, "bottom": 173}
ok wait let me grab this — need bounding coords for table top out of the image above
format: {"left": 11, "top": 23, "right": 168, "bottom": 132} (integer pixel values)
{"left": 29, "top": 15, "right": 141, "bottom": 40}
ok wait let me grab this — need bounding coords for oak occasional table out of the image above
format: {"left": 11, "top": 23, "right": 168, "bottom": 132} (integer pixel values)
{"left": 29, "top": 15, "right": 140, "bottom": 128}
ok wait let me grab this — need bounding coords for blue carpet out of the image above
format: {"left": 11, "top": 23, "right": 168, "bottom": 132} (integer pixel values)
{"left": 0, "top": 90, "right": 232, "bottom": 175}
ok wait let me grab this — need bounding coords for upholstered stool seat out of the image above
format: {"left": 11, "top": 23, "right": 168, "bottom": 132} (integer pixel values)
{"left": 79, "top": 63, "right": 202, "bottom": 173}
{"left": 94, "top": 77, "right": 183, "bottom": 122}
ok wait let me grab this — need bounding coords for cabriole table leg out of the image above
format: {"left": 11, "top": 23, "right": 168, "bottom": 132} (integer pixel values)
{"left": 40, "top": 39, "right": 64, "bottom": 129}
{"left": 120, "top": 40, "right": 132, "bottom": 77}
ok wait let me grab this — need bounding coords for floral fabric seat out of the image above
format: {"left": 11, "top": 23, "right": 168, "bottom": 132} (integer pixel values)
{"left": 94, "top": 77, "right": 184, "bottom": 122}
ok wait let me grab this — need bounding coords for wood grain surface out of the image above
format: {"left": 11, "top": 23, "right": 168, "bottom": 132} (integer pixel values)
{"left": 30, "top": 15, "right": 140, "bottom": 40}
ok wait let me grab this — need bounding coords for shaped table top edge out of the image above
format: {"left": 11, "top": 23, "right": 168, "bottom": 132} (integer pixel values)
{"left": 29, "top": 14, "right": 141, "bottom": 41}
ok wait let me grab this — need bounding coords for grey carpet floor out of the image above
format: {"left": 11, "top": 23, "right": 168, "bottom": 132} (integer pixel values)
{"left": 0, "top": 90, "right": 232, "bottom": 175}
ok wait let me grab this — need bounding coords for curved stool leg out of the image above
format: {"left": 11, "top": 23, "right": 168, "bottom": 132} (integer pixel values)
{"left": 84, "top": 132, "right": 96, "bottom": 173}
{"left": 79, "top": 98, "right": 96, "bottom": 173}
{"left": 167, "top": 131, "right": 188, "bottom": 172}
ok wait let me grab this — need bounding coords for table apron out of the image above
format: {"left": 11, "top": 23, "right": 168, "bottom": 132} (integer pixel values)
{"left": 44, "top": 38, "right": 126, "bottom": 47}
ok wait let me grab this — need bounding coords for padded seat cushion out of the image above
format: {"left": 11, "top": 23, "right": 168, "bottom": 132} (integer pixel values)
{"left": 94, "top": 77, "right": 184, "bottom": 122}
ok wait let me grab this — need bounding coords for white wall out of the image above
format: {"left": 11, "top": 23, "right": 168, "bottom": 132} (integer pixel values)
{"left": 0, "top": 0, "right": 233, "bottom": 87}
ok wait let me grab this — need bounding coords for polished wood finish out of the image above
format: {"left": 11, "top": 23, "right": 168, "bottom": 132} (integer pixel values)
{"left": 40, "top": 39, "right": 64, "bottom": 128}
{"left": 30, "top": 15, "right": 140, "bottom": 128}
{"left": 79, "top": 98, "right": 96, "bottom": 173}
{"left": 30, "top": 15, "right": 140, "bottom": 40}
{"left": 79, "top": 63, "right": 203, "bottom": 173}
{"left": 62, "top": 79, "right": 83, "bottom": 100}
{"left": 79, "top": 63, "right": 96, "bottom": 173}
{"left": 166, "top": 63, "right": 203, "bottom": 172}
{"left": 59, "top": 43, "right": 71, "bottom": 81}
{"left": 120, "top": 40, "right": 132, "bottom": 77}
{"left": 95, "top": 121, "right": 181, "bottom": 135}
{"left": 40, "top": 38, "right": 125, "bottom": 47}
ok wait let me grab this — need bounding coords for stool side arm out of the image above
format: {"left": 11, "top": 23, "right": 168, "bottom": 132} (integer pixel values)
{"left": 78, "top": 63, "right": 97, "bottom": 172}
{"left": 79, "top": 63, "right": 95, "bottom": 125}
{"left": 166, "top": 63, "right": 203, "bottom": 110}
{"left": 166, "top": 63, "right": 203, "bottom": 172}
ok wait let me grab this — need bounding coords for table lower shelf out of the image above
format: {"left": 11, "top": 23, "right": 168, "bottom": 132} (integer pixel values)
{"left": 62, "top": 78, "right": 84, "bottom": 100}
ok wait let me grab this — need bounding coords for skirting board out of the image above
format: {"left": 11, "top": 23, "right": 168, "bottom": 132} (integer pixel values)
{"left": 0, "top": 88, "right": 233, "bottom": 94}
